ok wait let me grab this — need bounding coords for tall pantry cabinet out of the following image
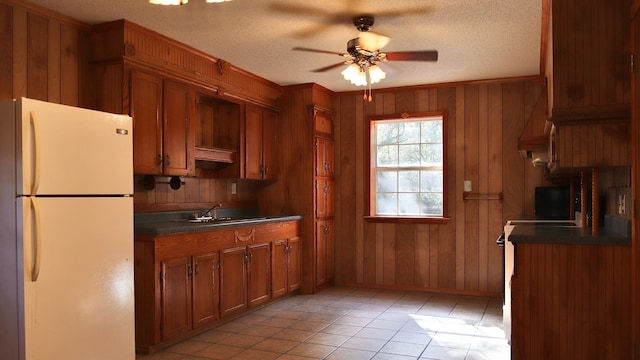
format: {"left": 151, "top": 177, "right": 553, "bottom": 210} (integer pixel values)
{"left": 261, "top": 84, "right": 335, "bottom": 294}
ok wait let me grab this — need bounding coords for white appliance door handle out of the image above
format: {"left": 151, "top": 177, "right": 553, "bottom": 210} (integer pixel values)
{"left": 31, "top": 197, "right": 42, "bottom": 282}
{"left": 30, "top": 111, "right": 41, "bottom": 195}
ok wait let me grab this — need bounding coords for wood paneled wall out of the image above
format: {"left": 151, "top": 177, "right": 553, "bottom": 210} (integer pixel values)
{"left": 133, "top": 175, "right": 260, "bottom": 212}
{"left": 333, "top": 79, "right": 550, "bottom": 295}
{"left": 0, "top": 0, "right": 91, "bottom": 107}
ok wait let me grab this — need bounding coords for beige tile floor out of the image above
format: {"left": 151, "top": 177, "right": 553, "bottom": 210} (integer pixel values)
{"left": 137, "top": 286, "right": 510, "bottom": 360}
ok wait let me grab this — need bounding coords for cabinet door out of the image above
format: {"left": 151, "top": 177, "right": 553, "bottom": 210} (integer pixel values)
{"left": 248, "top": 243, "right": 271, "bottom": 307}
{"left": 192, "top": 252, "right": 218, "bottom": 329}
{"left": 315, "top": 221, "right": 334, "bottom": 288}
{"left": 325, "top": 221, "right": 334, "bottom": 284}
{"left": 261, "top": 109, "right": 278, "bottom": 180}
{"left": 287, "top": 236, "right": 301, "bottom": 292}
{"left": 160, "top": 256, "right": 192, "bottom": 340}
{"left": 244, "top": 105, "right": 264, "bottom": 179}
{"left": 130, "top": 70, "right": 163, "bottom": 175}
{"left": 163, "top": 80, "right": 193, "bottom": 176}
{"left": 220, "top": 246, "right": 247, "bottom": 317}
{"left": 271, "top": 239, "right": 288, "bottom": 299}
{"left": 245, "top": 105, "right": 278, "bottom": 180}
{"left": 315, "top": 178, "right": 335, "bottom": 218}
{"left": 315, "top": 137, "right": 334, "bottom": 177}
{"left": 315, "top": 221, "right": 327, "bottom": 287}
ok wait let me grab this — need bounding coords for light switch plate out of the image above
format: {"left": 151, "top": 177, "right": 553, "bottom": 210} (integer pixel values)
{"left": 231, "top": 182, "right": 237, "bottom": 195}
{"left": 464, "top": 180, "right": 472, "bottom": 192}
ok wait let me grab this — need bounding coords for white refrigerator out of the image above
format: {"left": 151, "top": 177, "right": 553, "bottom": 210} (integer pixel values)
{"left": 0, "top": 98, "right": 135, "bottom": 359}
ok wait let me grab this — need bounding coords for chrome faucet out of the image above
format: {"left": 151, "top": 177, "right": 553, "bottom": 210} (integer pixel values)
{"left": 200, "top": 203, "right": 222, "bottom": 219}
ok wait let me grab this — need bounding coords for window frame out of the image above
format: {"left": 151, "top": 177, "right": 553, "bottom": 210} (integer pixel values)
{"left": 365, "top": 111, "right": 450, "bottom": 224}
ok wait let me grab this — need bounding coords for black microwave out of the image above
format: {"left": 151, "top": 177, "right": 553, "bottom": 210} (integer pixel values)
{"left": 535, "top": 186, "right": 570, "bottom": 220}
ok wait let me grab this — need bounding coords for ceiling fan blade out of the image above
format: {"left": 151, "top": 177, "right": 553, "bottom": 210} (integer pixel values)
{"left": 311, "top": 62, "right": 348, "bottom": 73}
{"left": 384, "top": 50, "right": 438, "bottom": 62}
{"left": 293, "top": 46, "right": 347, "bottom": 57}
{"left": 358, "top": 31, "right": 391, "bottom": 51}
{"left": 267, "top": 3, "right": 336, "bottom": 17}
{"left": 372, "top": 6, "right": 433, "bottom": 19}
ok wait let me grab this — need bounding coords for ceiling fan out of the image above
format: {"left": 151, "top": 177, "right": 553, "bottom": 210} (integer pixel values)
{"left": 293, "top": 15, "right": 438, "bottom": 100}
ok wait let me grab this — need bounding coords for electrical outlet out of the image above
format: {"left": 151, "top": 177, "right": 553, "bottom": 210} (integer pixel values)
{"left": 231, "top": 182, "right": 237, "bottom": 195}
{"left": 618, "top": 194, "right": 626, "bottom": 215}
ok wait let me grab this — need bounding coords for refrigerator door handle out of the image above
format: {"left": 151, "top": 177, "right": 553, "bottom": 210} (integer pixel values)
{"left": 30, "top": 111, "right": 41, "bottom": 195}
{"left": 30, "top": 196, "right": 42, "bottom": 282}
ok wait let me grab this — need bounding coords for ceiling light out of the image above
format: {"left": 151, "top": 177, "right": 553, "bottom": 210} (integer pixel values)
{"left": 368, "top": 65, "right": 386, "bottom": 84}
{"left": 341, "top": 64, "right": 367, "bottom": 86}
{"left": 341, "top": 63, "right": 386, "bottom": 87}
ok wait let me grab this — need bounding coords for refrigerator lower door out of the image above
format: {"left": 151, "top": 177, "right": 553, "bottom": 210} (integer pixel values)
{"left": 20, "top": 196, "right": 134, "bottom": 360}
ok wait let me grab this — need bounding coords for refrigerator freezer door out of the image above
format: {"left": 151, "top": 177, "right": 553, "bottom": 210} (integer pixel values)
{"left": 20, "top": 196, "right": 135, "bottom": 360}
{"left": 14, "top": 98, "right": 133, "bottom": 196}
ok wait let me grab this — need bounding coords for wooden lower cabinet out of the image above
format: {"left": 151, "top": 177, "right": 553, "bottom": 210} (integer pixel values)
{"left": 192, "top": 252, "right": 219, "bottom": 328}
{"left": 272, "top": 237, "right": 301, "bottom": 299}
{"left": 248, "top": 243, "right": 271, "bottom": 307}
{"left": 134, "top": 220, "right": 301, "bottom": 353}
{"left": 160, "top": 252, "right": 218, "bottom": 341}
{"left": 510, "top": 242, "right": 631, "bottom": 359}
{"left": 219, "top": 243, "right": 271, "bottom": 318}
{"left": 315, "top": 220, "right": 334, "bottom": 288}
{"left": 160, "top": 256, "right": 192, "bottom": 341}
{"left": 219, "top": 246, "right": 248, "bottom": 317}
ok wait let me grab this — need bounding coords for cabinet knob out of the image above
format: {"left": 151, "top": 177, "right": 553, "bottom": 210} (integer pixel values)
{"left": 194, "top": 262, "right": 199, "bottom": 275}
{"left": 157, "top": 154, "right": 163, "bottom": 166}
{"left": 165, "top": 154, "right": 171, "bottom": 166}
{"left": 187, "top": 264, "right": 192, "bottom": 277}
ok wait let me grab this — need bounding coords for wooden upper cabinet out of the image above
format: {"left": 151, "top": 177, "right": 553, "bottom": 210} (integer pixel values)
{"left": 130, "top": 70, "right": 163, "bottom": 175}
{"left": 315, "top": 178, "right": 335, "bottom": 218}
{"left": 315, "top": 137, "right": 334, "bottom": 177}
{"left": 245, "top": 104, "right": 278, "bottom": 180}
{"left": 546, "top": 0, "right": 630, "bottom": 121}
{"left": 262, "top": 109, "right": 278, "bottom": 180}
{"left": 163, "top": 80, "right": 194, "bottom": 176}
{"left": 314, "top": 110, "right": 333, "bottom": 136}
{"left": 541, "top": 0, "right": 631, "bottom": 172}
{"left": 130, "top": 70, "right": 194, "bottom": 176}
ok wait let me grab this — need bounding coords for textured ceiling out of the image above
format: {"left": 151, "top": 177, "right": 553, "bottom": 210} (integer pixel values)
{"left": 28, "top": 0, "right": 542, "bottom": 92}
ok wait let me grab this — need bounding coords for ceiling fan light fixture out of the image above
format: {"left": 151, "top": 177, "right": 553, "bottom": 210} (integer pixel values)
{"left": 341, "top": 64, "right": 367, "bottom": 86}
{"left": 368, "top": 65, "right": 386, "bottom": 84}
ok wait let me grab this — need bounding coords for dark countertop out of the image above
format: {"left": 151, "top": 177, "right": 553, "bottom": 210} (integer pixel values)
{"left": 509, "top": 225, "right": 630, "bottom": 246}
{"left": 135, "top": 215, "right": 303, "bottom": 236}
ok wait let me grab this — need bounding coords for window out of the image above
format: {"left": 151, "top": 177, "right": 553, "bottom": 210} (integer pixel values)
{"left": 368, "top": 112, "right": 448, "bottom": 222}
